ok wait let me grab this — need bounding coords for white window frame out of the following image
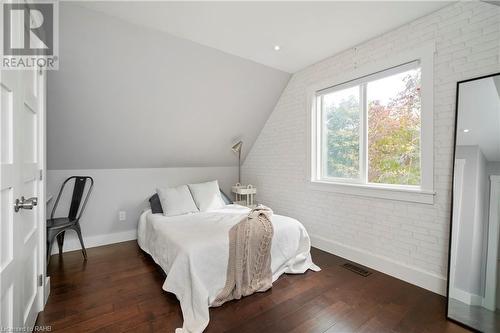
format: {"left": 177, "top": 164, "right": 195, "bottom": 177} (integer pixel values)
{"left": 307, "top": 44, "right": 435, "bottom": 204}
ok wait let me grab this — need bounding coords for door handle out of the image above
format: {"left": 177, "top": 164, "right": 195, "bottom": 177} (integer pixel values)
{"left": 14, "top": 196, "right": 38, "bottom": 212}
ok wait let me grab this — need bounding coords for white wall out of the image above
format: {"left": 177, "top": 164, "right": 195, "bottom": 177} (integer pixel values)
{"left": 454, "top": 146, "right": 480, "bottom": 295}
{"left": 47, "top": 3, "right": 290, "bottom": 170}
{"left": 242, "top": 2, "right": 500, "bottom": 295}
{"left": 47, "top": 167, "right": 237, "bottom": 253}
{"left": 476, "top": 148, "right": 488, "bottom": 296}
{"left": 454, "top": 146, "right": 488, "bottom": 299}
{"left": 487, "top": 162, "right": 500, "bottom": 176}
{"left": 46, "top": 3, "right": 286, "bottom": 254}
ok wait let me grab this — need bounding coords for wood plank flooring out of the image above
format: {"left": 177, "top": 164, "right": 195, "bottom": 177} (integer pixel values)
{"left": 36, "top": 241, "right": 470, "bottom": 333}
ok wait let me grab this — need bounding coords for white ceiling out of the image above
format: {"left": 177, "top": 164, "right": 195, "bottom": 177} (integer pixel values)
{"left": 457, "top": 76, "right": 500, "bottom": 162}
{"left": 77, "top": 1, "right": 451, "bottom": 73}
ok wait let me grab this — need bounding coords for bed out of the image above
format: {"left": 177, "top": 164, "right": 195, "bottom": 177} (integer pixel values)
{"left": 138, "top": 203, "right": 320, "bottom": 333}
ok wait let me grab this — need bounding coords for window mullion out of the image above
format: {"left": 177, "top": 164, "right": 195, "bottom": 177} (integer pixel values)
{"left": 320, "top": 95, "right": 327, "bottom": 179}
{"left": 360, "top": 84, "right": 368, "bottom": 184}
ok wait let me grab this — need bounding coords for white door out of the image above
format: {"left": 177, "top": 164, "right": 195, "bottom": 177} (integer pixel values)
{"left": 0, "top": 66, "right": 45, "bottom": 331}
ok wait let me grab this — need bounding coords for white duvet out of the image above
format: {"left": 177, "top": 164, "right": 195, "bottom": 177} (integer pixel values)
{"left": 138, "top": 204, "right": 320, "bottom": 333}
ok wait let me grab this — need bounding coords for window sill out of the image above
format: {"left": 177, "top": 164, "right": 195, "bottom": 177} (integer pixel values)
{"left": 308, "top": 180, "right": 435, "bottom": 205}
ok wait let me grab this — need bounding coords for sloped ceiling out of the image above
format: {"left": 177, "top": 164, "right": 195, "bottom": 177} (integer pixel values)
{"left": 47, "top": 3, "right": 290, "bottom": 170}
{"left": 78, "top": 1, "right": 450, "bottom": 73}
{"left": 494, "top": 76, "right": 500, "bottom": 97}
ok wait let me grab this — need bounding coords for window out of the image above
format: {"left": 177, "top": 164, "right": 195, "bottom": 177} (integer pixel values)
{"left": 310, "top": 56, "right": 434, "bottom": 203}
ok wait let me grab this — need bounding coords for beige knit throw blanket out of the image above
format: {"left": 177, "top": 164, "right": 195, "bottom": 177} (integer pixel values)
{"left": 212, "top": 205, "right": 274, "bottom": 307}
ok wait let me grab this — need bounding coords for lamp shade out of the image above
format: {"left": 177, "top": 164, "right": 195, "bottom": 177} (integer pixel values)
{"left": 231, "top": 141, "right": 243, "bottom": 153}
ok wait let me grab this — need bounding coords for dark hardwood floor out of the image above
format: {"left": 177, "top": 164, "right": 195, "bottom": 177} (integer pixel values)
{"left": 36, "top": 241, "right": 470, "bottom": 333}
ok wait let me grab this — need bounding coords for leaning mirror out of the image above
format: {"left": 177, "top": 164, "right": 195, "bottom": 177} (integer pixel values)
{"left": 448, "top": 72, "right": 500, "bottom": 332}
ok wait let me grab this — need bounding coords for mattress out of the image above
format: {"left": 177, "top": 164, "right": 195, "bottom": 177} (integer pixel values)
{"left": 138, "top": 204, "right": 320, "bottom": 333}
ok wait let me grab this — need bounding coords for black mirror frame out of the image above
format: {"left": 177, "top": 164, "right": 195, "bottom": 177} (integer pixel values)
{"left": 446, "top": 71, "right": 500, "bottom": 333}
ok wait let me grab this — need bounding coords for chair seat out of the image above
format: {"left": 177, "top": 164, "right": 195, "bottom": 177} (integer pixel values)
{"left": 47, "top": 217, "right": 77, "bottom": 229}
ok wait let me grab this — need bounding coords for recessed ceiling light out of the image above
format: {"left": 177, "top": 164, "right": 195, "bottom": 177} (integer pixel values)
{"left": 274, "top": 45, "right": 280, "bottom": 51}
{"left": 463, "top": 129, "right": 470, "bottom": 133}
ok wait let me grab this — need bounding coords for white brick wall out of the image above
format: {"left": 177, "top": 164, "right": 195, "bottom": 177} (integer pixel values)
{"left": 242, "top": 2, "right": 500, "bottom": 294}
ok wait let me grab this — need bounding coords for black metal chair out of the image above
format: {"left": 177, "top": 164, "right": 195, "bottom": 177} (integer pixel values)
{"left": 47, "top": 176, "right": 94, "bottom": 264}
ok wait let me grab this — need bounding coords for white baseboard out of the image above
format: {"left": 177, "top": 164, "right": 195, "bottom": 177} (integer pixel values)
{"left": 450, "top": 287, "right": 483, "bottom": 306}
{"left": 310, "top": 234, "right": 447, "bottom": 296}
{"left": 471, "top": 294, "right": 484, "bottom": 306}
{"left": 50, "top": 229, "right": 137, "bottom": 255}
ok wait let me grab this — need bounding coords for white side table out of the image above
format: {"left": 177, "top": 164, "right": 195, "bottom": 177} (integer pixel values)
{"left": 232, "top": 184, "right": 257, "bottom": 209}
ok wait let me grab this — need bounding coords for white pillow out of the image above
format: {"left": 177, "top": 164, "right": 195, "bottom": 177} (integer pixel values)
{"left": 188, "top": 180, "right": 226, "bottom": 212}
{"left": 157, "top": 185, "right": 199, "bottom": 217}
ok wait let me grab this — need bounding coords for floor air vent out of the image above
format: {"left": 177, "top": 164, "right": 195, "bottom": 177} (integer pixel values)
{"left": 342, "top": 263, "right": 372, "bottom": 277}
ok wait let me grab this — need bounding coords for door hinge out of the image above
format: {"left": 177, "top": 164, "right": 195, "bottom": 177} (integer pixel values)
{"left": 38, "top": 274, "right": 43, "bottom": 287}
{"left": 39, "top": 169, "right": 43, "bottom": 181}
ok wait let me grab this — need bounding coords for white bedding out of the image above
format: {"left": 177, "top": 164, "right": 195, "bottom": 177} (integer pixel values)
{"left": 138, "top": 204, "right": 320, "bottom": 333}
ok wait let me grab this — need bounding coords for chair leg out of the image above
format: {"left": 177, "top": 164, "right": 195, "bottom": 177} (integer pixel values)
{"left": 74, "top": 224, "right": 87, "bottom": 260}
{"left": 57, "top": 231, "right": 65, "bottom": 255}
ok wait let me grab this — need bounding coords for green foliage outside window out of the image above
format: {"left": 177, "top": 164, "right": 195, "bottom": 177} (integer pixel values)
{"left": 323, "top": 70, "right": 421, "bottom": 185}
{"left": 325, "top": 95, "right": 360, "bottom": 179}
{"left": 368, "top": 71, "right": 421, "bottom": 185}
